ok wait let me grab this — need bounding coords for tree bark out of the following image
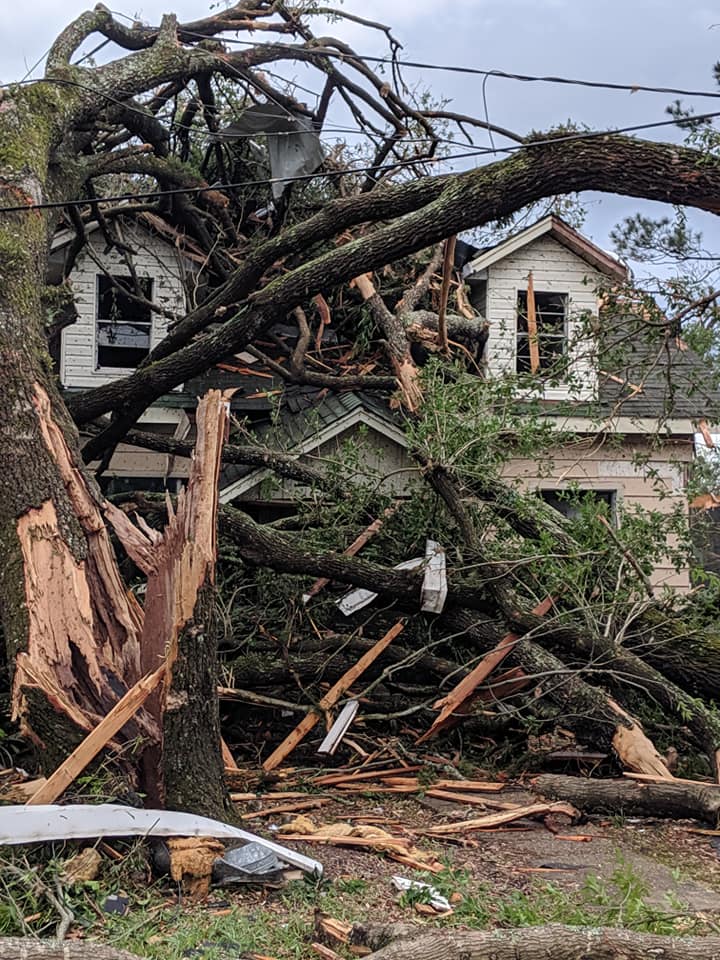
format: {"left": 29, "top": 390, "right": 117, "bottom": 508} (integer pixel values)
{"left": 353, "top": 926, "right": 720, "bottom": 960}
{"left": 0, "top": 942, "right": 141, "bottom": 960}
{"left": 534, "top": 774, "right": 720, "bottom": 825}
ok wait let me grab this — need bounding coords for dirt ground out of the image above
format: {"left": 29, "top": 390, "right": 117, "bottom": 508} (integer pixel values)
{"left": 254, "top": 785, "right": 720, "bottom": 913}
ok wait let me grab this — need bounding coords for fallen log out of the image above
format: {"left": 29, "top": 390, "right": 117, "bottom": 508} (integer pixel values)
{"left": 534, "top": 774, "right": 720, "bottom": 825}
{"left": 0, "top": 942, "right": 141, "bottom": 960}
{"left": 349, "top": 925, "right": 720, "bottom": 960}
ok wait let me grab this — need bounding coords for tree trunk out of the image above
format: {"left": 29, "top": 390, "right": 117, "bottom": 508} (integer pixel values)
{"left": 0, "top": 94, "right": 147, "bottom": 771}
{"left": 162, "top": 586, "right": 231, "bottom": 818}
{"left": 0, "top": 942, "right": 141, "bottom": 960}
{"left": 0, "top": 97, "right": 230, "bottom": 810}
{"left": 352, "top": 926, "right": 720, "bottom": 960}
{"left": 534, "top": 774, "right": 720, "bottom": 824}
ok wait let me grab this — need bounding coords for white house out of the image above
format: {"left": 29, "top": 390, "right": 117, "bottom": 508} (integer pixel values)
{"left": 53, "top": 214, "right": 720, "bottom": 589}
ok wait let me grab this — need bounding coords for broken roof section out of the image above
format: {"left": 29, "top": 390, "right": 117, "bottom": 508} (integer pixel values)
{"left": 214, "top": 104, "right": 324, "bottom": 199}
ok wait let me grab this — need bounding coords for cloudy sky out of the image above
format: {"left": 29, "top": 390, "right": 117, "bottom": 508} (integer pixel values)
{"left": 3, "top": 0, "right": 720, "bottom": 252}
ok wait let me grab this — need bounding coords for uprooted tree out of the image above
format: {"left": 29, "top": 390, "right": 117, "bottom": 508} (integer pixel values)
{"left": 4, "top": 1, "right": 720, "bottom": 816}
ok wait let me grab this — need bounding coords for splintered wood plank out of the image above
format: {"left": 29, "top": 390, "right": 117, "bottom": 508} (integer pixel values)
{"left": 221, "top": 738, "right": 239, "bottom": 770}
{"left": 27, "top": 663, "right": 166, "bottom": 805}
{"left": 425, "top": 802, "right": 578, "bottom": 835}
{"left": 312, "top": 765, "right": 422, "bottom": 787}
{"left": 437, "top": 235, "right": 456, "bottom": 354}
{"left": 239, "top": 798, "right": 331, "bottom": 819}
{"left": 417, "top": 597, "right": 553, "bottom": 743}
{"left": 424, "top": 789, "right": 519, "bottom": 809}
{"left": 303, "top": 505, "right": 398, "bottom": 603}
{"left": 526, "top": 270, "right": 540, "bottom": 374}
{"left": 262, "top": 621, "right": 405, "bottom": 772}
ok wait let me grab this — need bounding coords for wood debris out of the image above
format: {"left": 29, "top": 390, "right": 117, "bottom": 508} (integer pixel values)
{"left": 262, "top": 621, "right": 405, "bottom": 772}
{"left": 278, "top": 816, "right": 443, "bottom": 871}
{"left": 417, "top": 597, "right": 554, "bottom": 743}
{"left": 239, "top": 798, "right": 332, "bottom": 820}
{"left": 425, "top": 801, "right": 578, "bottom": 835}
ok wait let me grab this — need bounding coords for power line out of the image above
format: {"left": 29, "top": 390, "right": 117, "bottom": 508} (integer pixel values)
{"left": 167, "top": 30, "right": 720, "bottom": 101}
{"left": 2, "top": 109, "right": 719, "bottom": 216}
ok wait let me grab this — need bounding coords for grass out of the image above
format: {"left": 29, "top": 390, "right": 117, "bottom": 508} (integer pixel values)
{"left": 0, "top": 846, "right": 715, "bottom": 959}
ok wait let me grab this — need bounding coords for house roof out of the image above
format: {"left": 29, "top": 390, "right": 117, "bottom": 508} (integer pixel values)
{"left": 594, "top": 328, "right": 720, "bottom": 423}
{"left": 50, "top": 213, "right": 209, "bottom": 267}
{"left": 219, "top": 391, "right": 405, "bottom": 502}
{"left": 465, "top": 214, "right": 629, "bottom": 282}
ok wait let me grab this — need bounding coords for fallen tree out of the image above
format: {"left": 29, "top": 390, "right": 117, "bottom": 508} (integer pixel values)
{"left": 3, "top": 1, "right": 720, "bottom": 810}
{"left": 534, "top": 774, "right": 720, "bottom": 824}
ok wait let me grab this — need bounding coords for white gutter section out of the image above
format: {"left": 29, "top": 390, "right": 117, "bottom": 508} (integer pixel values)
{"left": 0, "top": 804, "right": 322, "bottom": 876}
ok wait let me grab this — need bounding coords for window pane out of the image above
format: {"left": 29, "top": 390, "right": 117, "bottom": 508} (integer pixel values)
{"left": 517, "top": 290, "right": 568, "bottom": 374}
{"left": 98, "top": 276, "right": 152, "bottom": 323}
{"left": 96, "top": 275, "right": 153, "bottom": 368}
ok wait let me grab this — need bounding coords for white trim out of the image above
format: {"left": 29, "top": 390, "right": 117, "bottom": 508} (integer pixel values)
{"left": 466, "top": 217, "right": 554, "bottom": 275}
{"left": 465, "top": 215, "right": 626, "bottom": 280}
{"left": 219, "top": 407, "right": 408, "bottom": 503}
{"left": 541, "top": 415, "right": 697, "bottom": 436}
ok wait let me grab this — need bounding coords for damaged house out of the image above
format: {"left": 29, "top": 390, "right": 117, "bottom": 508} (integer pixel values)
{"left": 53, "top": 214, "right": 720, "bottom": 591}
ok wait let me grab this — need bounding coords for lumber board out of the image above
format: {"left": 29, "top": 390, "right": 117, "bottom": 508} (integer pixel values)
{"left": 262, "top": 621, "right": 405, "bottom": 771}
{"left": 27, "top": 664, "right": 166, "bottom": 805}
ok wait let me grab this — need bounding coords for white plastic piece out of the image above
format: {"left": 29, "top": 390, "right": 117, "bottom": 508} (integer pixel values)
{"left": 318, "top": 700, "right": 359, "bottom": 756}
{"left": 391, "top": 875, "right": 452, "bottom": 912}
{"left": 0, "top": 804, "right": 322, "bottom": 876}
{"left": 336, "top": 557, "right": 424, "bottom": 616}
{"left": 420, "top": 540, "right": 447, "bottom": 614}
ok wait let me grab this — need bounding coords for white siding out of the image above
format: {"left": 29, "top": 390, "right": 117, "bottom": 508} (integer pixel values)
{"left": 59, "top": 224, "right": 188, "bottom": 389}
{"left": 484, "top": 234, "right": 605, "bottom": 400}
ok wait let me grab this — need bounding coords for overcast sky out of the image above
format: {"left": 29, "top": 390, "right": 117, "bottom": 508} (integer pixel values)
{"left": 3, "top": 0, "right": 720, "bottom": 254}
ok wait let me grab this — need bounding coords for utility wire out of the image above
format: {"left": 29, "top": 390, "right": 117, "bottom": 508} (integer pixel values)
{"left": 2, "top": 109, "right": 720, "bottom": 215}
{"left": 166, "top": 30, "right": 720, "bottom": 101}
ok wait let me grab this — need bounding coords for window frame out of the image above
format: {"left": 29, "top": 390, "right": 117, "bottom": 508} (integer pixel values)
{"left": 537, "top": 486, "right": 618, "bottom": 525}
{"left": 516, "top": 289, "right": 569, "bottom": 375}
{"left": 95, "top": 273, "right": 154, "bottom": 371}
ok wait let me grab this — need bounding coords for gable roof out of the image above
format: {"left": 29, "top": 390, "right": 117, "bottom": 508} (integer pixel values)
{"left": 50, "top": 213, "right": 208, "bottom": 267}
{"left": 465, "top": 214, "right": 629, "bottom": 282}
{"left": 219, "top": 391, "right": 407, "bottom": 502}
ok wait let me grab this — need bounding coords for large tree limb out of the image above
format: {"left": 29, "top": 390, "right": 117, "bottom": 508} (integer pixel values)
{"left": 68, "top": 135, "right": 720, "bottom": 431}
{"left": 534, "top": 774, "right": 720, "bottom": 825}
{"left": 352, "top": 926, "right": 720, "bottom": 960}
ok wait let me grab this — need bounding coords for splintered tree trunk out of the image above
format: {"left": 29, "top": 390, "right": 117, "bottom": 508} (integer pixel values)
{"left": 0, "top": 96, "right": 147, "bottom": 769}
{"left": 0, "top": 105, "right": 230, "bottom": 810}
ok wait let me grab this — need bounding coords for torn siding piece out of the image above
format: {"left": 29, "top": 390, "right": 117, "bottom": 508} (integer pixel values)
{"left": 318, "top": 701, "right": 359, "bottom": 756}
{"left": 337, "top": 557, "right": 424, "bottom": 616}
{"left": 420, "top": 540, "right": 447, "bottom": 614}
{"left": 0, "top": 805, "right": 322, "bottom": 876}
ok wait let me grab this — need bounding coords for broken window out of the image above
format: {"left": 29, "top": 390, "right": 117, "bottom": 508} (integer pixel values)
{"left": 516, "top": 290, "right": 567, "bottom": 374}
{"left": 96, "top": 275, "right": 153, "bottom": 369}
{"left": 539, "top": 487, "right": 616, "bottom": 523}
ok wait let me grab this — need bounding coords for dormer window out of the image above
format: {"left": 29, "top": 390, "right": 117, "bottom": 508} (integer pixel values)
{"left": 96, "top": 275, "right": 153, "bottom": 369}
{"left": 516, "top": 290, "right": 568, "bottom": 374}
